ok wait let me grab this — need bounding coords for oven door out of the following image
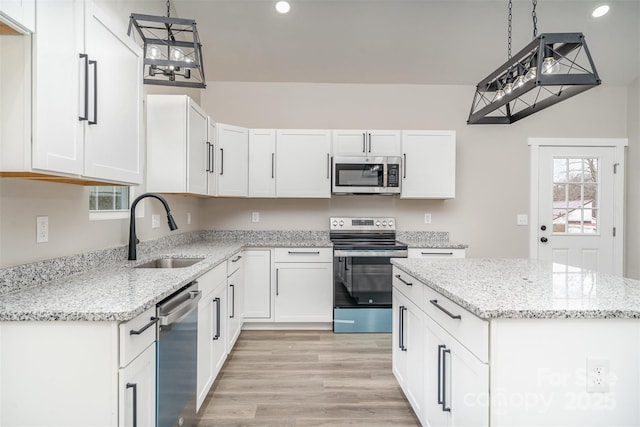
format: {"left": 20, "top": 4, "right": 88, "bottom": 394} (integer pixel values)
{"left": 332, "top": 157, "right": 386, "bottom": 194}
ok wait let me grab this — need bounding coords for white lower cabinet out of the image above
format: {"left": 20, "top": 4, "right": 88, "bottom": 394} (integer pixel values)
{"left": 392, "top": 288, "right": 426, "bottom": 423}
{"left": 227, "top": 253, "right": 245, "bottom": 349}
{"left": 274, "top": 248, "right": 333, "bottom": 323}
{"left": 393, "top": 267, "right": 489, "bottom": 427}
{"left": 244, "top": 249, "right": 273, "bottom": 320}
{"left": 196, "top": 263, "right": 228, "bottom": 412}
{"left": 119, "top": 343, "right": 156, "bottom": 427}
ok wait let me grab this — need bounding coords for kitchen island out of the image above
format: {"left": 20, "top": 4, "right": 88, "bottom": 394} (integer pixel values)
{"left": 391, "top": 258, "right": 640, "bottom": 427}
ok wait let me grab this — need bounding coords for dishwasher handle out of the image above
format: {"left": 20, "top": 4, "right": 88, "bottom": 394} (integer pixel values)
{"left": 159, "top": 289, "right": 202, "bottom": 326}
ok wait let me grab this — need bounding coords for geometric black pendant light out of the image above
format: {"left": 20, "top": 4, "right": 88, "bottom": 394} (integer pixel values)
{"left": 127, "top": 1, "right": 206, "bottom": 88}
{"left": 468, "top": 33, "right": 600, "bottom": 124}
{"left": 468, "top": 1, "right": 600, "bottom": 125}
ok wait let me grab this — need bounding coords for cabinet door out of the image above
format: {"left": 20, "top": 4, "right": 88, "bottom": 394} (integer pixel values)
{"left": 332, "top": 130, "right": 368, "bottom": 156}
{"left": 32, "top": 0, "right": 84, "bottom": 175}
{"left": 83, "top": 3, "right": 143, "bottom": 184}
{"left": 185, "top": 100, "right": 208, "bottom": 195}
{"left": 227, "top": 266, "right": 244, "bottom": 349}
{"left": 244, "top": 250, "right": 272, "bottom": 320}
{"left": 401, "top": 130, "right": 456, "bottom": 199}
{"left": 424, "top": 314, "right": 489, "bottom": 427}
{"left": 368, "top": 130, "right": 402, "bottom": 156}
{"left": 274, "top": 262, "right": 332, "bottom": 322}
{"left": 217, "top": 123, "right": 249, "bottom": 197}
{"left": 276, "top": 129, "right": 331, "bottom": 198}
{"left": 197, "top": 280, "right": 227, "bottom": 412}
{"left": 249, "top": 129, "right": 277, "bottom": 197}
{"left": 392, "top": 288, "right": 425, "bottom": 422}
{"left": 119, "top": 343, "right": 156, "bottom": 427}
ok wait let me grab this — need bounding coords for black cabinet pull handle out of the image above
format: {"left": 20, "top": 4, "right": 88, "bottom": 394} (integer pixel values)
{"left": 430, "top": 299, "right": 462, "bottom": 320}
{"left": 421, "top": 252, "right": 454, "bottom": 256}
{"left": 395, "top": 274, "right": 412, "bottom": 286}
{"left": 437, "top": 344, "right": 445, "bottom": 405}
{"left": 213, "top": 297, "right": 221, "bottom": 340}
{"left": 399, "top": 306, "right": 407, "bottom": 351}
{"left": 288, "top": 251, "right": 320, "bottom": 255}
{"left": 210, "top": 142, "right": 215, "bottom": 174}
{"left": 206, "top": 142, "right": 212, "bottom": 173}
{"left": 368, "top": 133, "right": 371, "bottom": 152}
{"left": 220, "top": 148, "right": 224, "bottom": 175}
{"left": 79, "top": 54, "right": 89, "bottom": 121}
{"left": 126, "top": 382, "right": 138, "bottom": 427}
{"left": 88, "top": 59, "right": 98, "bottom": 125}
{"left": 403, "top": 153, "right": 407, "bottom": 179}
{"left": 326, "top": 153, "right": 330, "bottom": 179}
{"left": 271, "top": 152, "right": 275, "bottom": 178}
{"left": 442, "top": 348, "right": 451, "bottom": 412}
{"left": 229, "top": 284, "right": 235, "bottom": 318}
{"left": 275, "top": 268, "right": 279, "bottom": 296}
{"left": 231, "top": 255, "right": 242, "bottom": 262}
{"left": 362, "top": 133, "right": 366, "bottom": 153}
{"left": 129, "top": 317, "right": 159, "bottom": 335}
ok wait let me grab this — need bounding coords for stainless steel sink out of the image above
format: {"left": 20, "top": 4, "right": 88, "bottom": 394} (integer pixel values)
{"left": 134, "top": 257, "right": 204, "bottom": 269}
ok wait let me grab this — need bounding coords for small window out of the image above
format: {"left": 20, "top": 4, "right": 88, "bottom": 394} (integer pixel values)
{"left": 89, "top": 186, "right": 131, "bottom": 220}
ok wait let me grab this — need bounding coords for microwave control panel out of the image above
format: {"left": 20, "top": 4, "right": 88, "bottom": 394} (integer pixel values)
{"left": 387, "top": 164, "right": 400, "bottom": 187}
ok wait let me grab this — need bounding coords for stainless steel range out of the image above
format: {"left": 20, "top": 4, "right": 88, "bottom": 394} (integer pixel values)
{"left": 331, "top": 217, "right": 407, "bottom": 333}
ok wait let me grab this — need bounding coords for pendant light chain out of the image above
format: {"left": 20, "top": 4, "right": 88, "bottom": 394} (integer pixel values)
{"left": 166, "top": 0, "right": 171, "bottom": 18}
{"left": 532, "top": 0, "right": 538, "bottom": 38}
{"left": 507, "top": 0, "right": 513, "bottom": 59}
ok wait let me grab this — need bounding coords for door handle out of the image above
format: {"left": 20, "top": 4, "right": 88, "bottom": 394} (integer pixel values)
{"left": 540, "top": 237, "right": 548, "bottom": 243}
{"left": 78, "top": 54, "right": 89, "bottom": 121}
{"left": 88, "top": 59, "right": 98, "bottom": 125}
{"left": 213, "top": 297, "right": 221, "bottom": 340}
{"left": 126, "top": 383, "right": 138, "bottom": 427}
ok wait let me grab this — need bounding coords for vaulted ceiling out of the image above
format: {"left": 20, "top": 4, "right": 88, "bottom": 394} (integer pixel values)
{"left": 172, "top": 0, "right": 639, "bottom": 86}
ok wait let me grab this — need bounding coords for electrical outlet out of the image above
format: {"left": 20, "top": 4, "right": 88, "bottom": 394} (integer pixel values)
{"left": 587, "top": 357, "right": 610, "bottom": 393}
{"left": 424, "top": 213, "right": 432, "bottom": 224}
{"left": 36, "top": 216, "right": 49, "bottom": 243}
{"left": 517, "top": 214, "right": 529, "bottom": 226}
{"left": 151, "top": 214, "right": 161, "bottom": 229}
{"left": 252, "top": 212, "right": 260, "bottom": 223}
{"left": 187, "top": 212, "right": 192, "bottom": 225}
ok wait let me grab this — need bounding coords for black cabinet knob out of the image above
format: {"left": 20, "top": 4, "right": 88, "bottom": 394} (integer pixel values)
{"left": 540, "top": 237, "right": 548, "bottom": 243}
{"left": 540, "top": 225, "right": 547, "bottom": 231}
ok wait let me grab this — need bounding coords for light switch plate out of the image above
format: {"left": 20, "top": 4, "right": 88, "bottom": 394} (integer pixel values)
{"left": 151, "top": 214, "right": 160, "bottom": 229}
{"left": 517, "top": 214, "right": 528, "bottom": 226}
{"left": 424, "top": 213, "right": 432, "bottom": 224}
{"left": 36, "top": 216, "right": 48, "bottom": 243}
{"left": 252, "top": 212, "right": 260, "bottom": 223}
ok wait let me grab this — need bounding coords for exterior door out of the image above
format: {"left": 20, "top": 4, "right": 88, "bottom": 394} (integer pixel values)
{"left": 530, "top": 139, "right": 626, "bottom": 275}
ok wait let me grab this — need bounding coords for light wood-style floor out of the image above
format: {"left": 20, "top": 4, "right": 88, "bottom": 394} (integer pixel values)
{"left": 196, "top": 330, "right": 421, "bottom": 427}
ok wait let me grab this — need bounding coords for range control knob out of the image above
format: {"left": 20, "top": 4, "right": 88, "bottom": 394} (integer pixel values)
{"left": 376, "top": 220, "right": 381, "bottom": 226}
{"left": 339, "top": 220, "right": 344, "bottom": 226}
{"left": 388, "top": 220, "right": 394, "bottom": 226}
{"left": 332, "top": 220, "right": 338, "bottom": 226}
{"left": 382, "top": 220, "right": 387, "bottom": 226}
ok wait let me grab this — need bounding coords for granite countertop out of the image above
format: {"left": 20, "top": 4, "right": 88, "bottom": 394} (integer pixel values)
{"left": 391, "top": 258, "right": 640, "bottom": 320}
{"left": 0, "top": 232, "right": 333, "bottom": 323}
{"left": 395, "top": 231, "right": 468, "bottom": 249}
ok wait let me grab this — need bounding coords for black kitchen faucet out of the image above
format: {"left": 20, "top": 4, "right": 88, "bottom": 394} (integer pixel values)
{"left": 128, "top": 193, "right": 178, "bottom": 260}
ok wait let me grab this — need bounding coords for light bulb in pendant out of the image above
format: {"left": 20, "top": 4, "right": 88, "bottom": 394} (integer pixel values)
{"left": 147, "top": 46, "right": 160, "bottom": 59}
{"left": 495, "top": 88, "right": 505, "bottom": 101}
{"left": 525, "top": 66, "right": 537, "bottom": 82}
{"left": 542, "top": 56, "right": 560, "bottom": 74}
{"left": 514, "top": 75, "right": 525, "bottom": 89}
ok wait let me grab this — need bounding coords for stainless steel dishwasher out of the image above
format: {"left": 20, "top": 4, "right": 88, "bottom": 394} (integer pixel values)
{"left": 157, "top": 282, "right": 201, "bottom": 427}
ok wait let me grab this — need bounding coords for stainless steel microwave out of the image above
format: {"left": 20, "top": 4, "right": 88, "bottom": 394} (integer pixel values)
{"left": 332, "top": 156, "right": 402, "bottom": 194}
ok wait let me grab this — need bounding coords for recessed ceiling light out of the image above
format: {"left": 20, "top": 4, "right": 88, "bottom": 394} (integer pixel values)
{"left": 275, "top": 1, "right": 291, "bottom": 14}
{"left": 592, "top": 4, "right": 610, "bottom": 18}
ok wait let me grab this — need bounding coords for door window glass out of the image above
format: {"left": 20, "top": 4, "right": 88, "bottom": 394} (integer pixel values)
{"left": 552, "top": 158, "right": 599, "bottom": 234}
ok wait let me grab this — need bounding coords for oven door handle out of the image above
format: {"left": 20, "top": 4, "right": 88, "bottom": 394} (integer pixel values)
{"left": 333, "top": 249, "right": 408, "bottom": 258}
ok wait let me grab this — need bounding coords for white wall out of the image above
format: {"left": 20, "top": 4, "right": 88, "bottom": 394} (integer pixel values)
{"left": 200, "top": 82, "right": 629, "bottom": 259}
{"left": 626, "top": 77, "right": 640, "bottom": 279}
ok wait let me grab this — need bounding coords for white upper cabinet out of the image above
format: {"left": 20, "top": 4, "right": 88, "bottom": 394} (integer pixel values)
{"left": 401, "top": 130, "right": 456, "bottom": 199}
{"left": 248, "top": 129, "right": 276, "bottom": 197}
{"left": 32, "top": 0, "right": 143, "bottom": 184}
{"left": 146, "top": 95, "right": 213, "bottom": 196}
{"left": 217, "top": 123, "right": 249, "bottom": 197}
{"left": 0, "top": 0, "right": 34, "bottom": 33}
{"left": 276, "top": 129, "right": 332, "bottom": 198}
{"left": 332, "top": 130, "right": 401, "bottom": 157}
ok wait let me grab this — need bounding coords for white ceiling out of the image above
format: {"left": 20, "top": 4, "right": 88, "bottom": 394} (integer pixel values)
{"left": 172, "top": 0, "right": 640, "bottom": 86}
